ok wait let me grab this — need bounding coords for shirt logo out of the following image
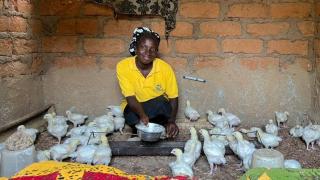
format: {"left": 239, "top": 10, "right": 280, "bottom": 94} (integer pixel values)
{"left": 155, "top": 84, "right": 163, "bottom": 92}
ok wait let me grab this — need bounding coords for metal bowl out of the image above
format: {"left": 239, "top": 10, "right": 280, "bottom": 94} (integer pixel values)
{"left": 135, "top": 123, "right": 165, "bottom": 142}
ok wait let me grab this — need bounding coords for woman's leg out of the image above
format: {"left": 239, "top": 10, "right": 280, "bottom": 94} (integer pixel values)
{"left": 123, "top": 95, "right": 172, "bottom": 134}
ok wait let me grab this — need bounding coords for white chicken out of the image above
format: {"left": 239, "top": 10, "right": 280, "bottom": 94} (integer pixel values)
{"left": 284, "top": 159, "right": 302, "bottom": 169}
{"left": 36, "top": 150, "right": 50, "bottom": 162}
{"left": 226, "top": 135, "right": 238, "bottom": 154}
{"left": 256, "top": 129, "right": 282, "bottom": 149}
{"left": 184, "top": 127, "right": 202, "bottom": 160}
{"left": 85, "top": 122, "right": 107, "bottom": 145}
{"left": 93, "top": 112, "right": 115, "bottom": 134}
{"left": 75, "top": 144, "right": 98, "bottom": 164}
{"left": 66, "top": 110, "right": 88, "bottom": 127}
{"left": 210, "top": 135, "right": 226, "bottom": 151}
{"left": 184, "top": 100, "right": 200, "bottom": 121}
{"left": 183, "top": 143, "right": 199, "bottom": 167}
{"left": 216, "top": 119, "right": 230, "bottom": 130}
{"left": 265, "top": 119, "right": 279, "bottom": 136}
{"left": 47, "top": 117, "right": 68, "bottom": 144}
{"left": 17, "top": 125, "right": 38, "bottom": 142}
{"left": 199, "top": 129, "right": 226, "bottom": 175}
{"left": 240, "top": 127, "right": 261, "bottom": 138}
{"left": 66, "top": 125, "right": 87, "bottom": 137}
{"left": 50, "top": 139, "right": 80, "bottom": 161}
{"left": 289, "top": 125, "right": 304, "bottom": 137}
{"left": 275, "top": 111, "right": 289, "bottom": 128}
{"left": 93, "top": 136, "right": 112, "bottom": 165}
{"left": 51, "top": 112, "right": 68, "bottom": 124}
{"left": 107, "top": 105, "right": 123, "bottom": 117}
{"left": 209, "top": 126, "right": 234, "bottom": 143}
{"left": 169, "top": 148, "right": 193, "bottom": 178}
{"left": 218, "top": 108, "right": 241, "bottom": 127}
{"left": 302, "top": 123, "right": 320, "bottom": 150}
{"left": 63, "top": 136, "right": 89, "bottom": 146}
{"left": 207, "top": 110, "right": 229, "bottom": 128}
{"left": 232, "top": 131, "right": 256, "bottom": 170}
{"left": 44, "top": 113, "right": 68, "bottom": 126}
{"left": 113, "top": 116, "right": 125, "bottom": 134}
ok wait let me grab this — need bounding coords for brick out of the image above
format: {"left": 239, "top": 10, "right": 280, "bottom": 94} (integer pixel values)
{"left": 200, "top": 21, "right": 241, "bottom": 36}
{"left": 13, "top": 39, "right": 38, "bottom": 55}
{"left": 151, "top": 21, "right": 193, "bottom": 37}
{"left": 0, "top": 61, "right": 29, "bottom": 77}
{"left": 0, "top": 39, "right": 12, "bottom": 56}
{"left": 246, "top": 22, "right": 289, "bottom": 36}
{"left": 56, "top": 19, "right": 76, "bottom": 35}
{"left": 159, "top": 39, "right": 173, "bottom": 55}
{"left": 163, "top": 57, "right": 188, "bottom": 71}
{"left": 239, "top": 57, "right": 279, "bottom": 70}
{"left": 150, "top": 21, "right": 166, "bottom": 36}
{"left": 296, "top": 58, "right": 311, "bottom": 71}
{"left": 104, "top": 20, "right": 143, "bottom": 36}
{"left": 194, "top": 57, "right": 225, "bottom": 69}
{"left": 9, "top": 16, "right": 28, "bottom": 32}
{"left": 222, "top": 39, "right": 262, "bottom": 54}
{"left": 42, "top": 36, "right": 77, "bottom": 53}
{"left": 31, "top": 56, "right": 44, "bottom": 74}
{"left": 267, "top": 40, "right": 308, "bottom": 56}
{"left": 0, "top": 16, "right": 9, "bottom": 32}
{"left": 83, "top": 3, "right": 113, "bottom": 16}
{"left": 316, "top": 40, "right": 320, "bottom": 56}
{"left": 175, "top": 39, "right": 218, "bottom": 54}
{"left": 180, "top": 2, "right": 219, "bottom": 18}
{"left": 271, "top": 3, "right": 311, "bottom": 18}
{"left": 227, "top": 3, "right": 268, "bottom": 18}
{"left": 57, "top": 18, "right": 98, "bottom": 35}
{"left": 39, "top": 0, "right": 82, "bottom": 16}
{"left": 30, "top": 19, "right": 42, "bottom": 35}
{"left": 297, "top": 21, "right": 314, "bottom": 37}
{"left": 84, "top": 39, "right": 125, "bottom": 54}
{"left": 100, "top": 57, "right": 120, "bottom": 70}
{"left": 280, "top": 58, "right": 309, "bottom": 70}
{"left": 53, "top": 56, "right": 97, "bottom": 69}
{"left": 171, "top": 22, "right": 193, "bottom": 37}
{"left": 316, "top": 3, "right": 320, "bottom": 16}
{"left": 76, "top": 18, "right": 98, "bottom": 35}
{"left": 16, "top": 0, "right": 32, "bottom": 15}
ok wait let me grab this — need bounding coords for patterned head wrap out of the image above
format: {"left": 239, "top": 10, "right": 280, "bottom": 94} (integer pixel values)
{"left": 129, "top": 27, "right": 160, "bottom": 56}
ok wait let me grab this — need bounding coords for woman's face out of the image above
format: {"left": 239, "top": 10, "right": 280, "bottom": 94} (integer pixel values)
{"left": 136, "top": 37, "right": 158, "bottom": 65}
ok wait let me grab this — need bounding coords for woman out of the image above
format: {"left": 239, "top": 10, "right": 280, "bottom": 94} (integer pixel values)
{"left": 116, "top": 27, "right": 179, "bottom": 138}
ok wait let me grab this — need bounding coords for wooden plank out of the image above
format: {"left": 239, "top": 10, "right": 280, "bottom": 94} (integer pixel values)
{"left": 109, "top": 141, "right": 234, "bottom": 156}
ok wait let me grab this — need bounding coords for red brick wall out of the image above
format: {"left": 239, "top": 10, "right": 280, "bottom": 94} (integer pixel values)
{"left": 1, "top": 0, "right": 319, "bottom": 124}
{"left": 0, "top": 0, "right": 44, "bottom": 124}
{"left": 0, "top": 0, "right": 43, "bottom": 77}
{"left": 34, "top": 0, "right": 316, "bottom": 72}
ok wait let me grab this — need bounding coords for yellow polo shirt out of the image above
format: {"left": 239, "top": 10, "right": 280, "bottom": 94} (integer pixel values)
{"left": 116, "top": 56, "right": 178, "bottom": 110}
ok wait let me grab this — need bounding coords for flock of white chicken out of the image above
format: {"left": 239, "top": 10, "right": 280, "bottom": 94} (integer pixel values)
{"left": 35, "top": 105, "right": 125, "bottom": 166}
{"left": 170, "top": 100, "right": 319, "bottom": 177}
{"left": 9, "top": 100, "right": 320, "bottom": 178}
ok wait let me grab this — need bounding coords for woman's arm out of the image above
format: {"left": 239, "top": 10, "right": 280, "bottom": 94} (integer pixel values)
{"left": 167, "top": 97, "right": 179, "bottom": 137}
{"left": 126, "top": 96, "right": 149, "bottom": 125}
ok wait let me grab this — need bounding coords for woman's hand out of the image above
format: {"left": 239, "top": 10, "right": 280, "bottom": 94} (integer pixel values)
{"left": 166, "top": 122, "right": 179, "bottom": 138}
{"left": 140, "top": 115, "right": 149, "bottom": 126}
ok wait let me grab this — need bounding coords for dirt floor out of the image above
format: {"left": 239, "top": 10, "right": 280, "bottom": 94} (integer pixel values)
{"left": 32, "top": 124, "right": 320, "bottom": 180}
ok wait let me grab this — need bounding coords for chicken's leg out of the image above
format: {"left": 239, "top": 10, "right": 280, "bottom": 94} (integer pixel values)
{"left": 209, "top": 163, "right": 214, "bottom": 175}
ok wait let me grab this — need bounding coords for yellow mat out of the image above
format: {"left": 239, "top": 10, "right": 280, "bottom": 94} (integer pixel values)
{"left": 10, "top": 161, "right": 152, "bottom": 179}
{"left": 4, "top": 161, "right": 190, "bottom": 180}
